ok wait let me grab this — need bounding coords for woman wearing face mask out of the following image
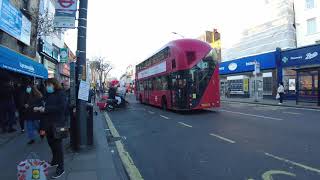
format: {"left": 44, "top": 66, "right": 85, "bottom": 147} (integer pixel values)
{"left": 21, "top": 84, "right": 43, "bottom": 144}
{"left": 34, "top": 78, "right": 67, "bottom": 179}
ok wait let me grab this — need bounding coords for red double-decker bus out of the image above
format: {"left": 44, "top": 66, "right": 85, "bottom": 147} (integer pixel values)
{"left": 135, "top": 39, "right": 220, "bottom": 110}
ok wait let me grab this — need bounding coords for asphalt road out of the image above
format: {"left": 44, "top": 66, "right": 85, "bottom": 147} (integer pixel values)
{"left": 107, "top": 95, "right": 320, "bottom": 180}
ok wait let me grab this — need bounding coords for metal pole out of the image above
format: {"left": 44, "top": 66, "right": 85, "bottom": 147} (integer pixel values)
{"left": 76, "top": 0, "right": 88, "bottom": 148}
{"left": 254, "top": 61, "right": 258, "bottom": 102}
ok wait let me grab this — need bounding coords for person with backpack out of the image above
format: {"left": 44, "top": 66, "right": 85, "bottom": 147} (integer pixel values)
{"left": 34, "top": 78, "right": 67, "bottom": 179}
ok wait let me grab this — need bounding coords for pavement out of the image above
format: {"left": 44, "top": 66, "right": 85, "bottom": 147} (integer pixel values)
{"left": 106, "top": 94, "right": 320, "bottom": 180}
{"left": 221, "top": 96, "right": 320, "bottom": 109}
{"left": 0, "top": 106, "right": 126, "bottom": 180}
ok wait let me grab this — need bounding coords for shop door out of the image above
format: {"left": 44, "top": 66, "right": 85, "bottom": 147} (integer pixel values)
{"left": 297, "top": 70, "right": 319, "bottom": 104}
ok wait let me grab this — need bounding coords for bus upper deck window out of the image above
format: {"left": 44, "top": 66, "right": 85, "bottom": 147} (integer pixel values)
{"left": 172, "top": 59, "right": 176, "bottom": 69}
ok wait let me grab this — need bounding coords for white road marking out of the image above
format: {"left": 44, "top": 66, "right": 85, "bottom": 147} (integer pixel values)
{"left": 148, "top": 111, "right": 155, "bottom": 114}
{"left": 283, "top": 111, "right": 302, "bottom": 115}
{"left": 178, "top": 122, "right": 192, "bottom": 128}
{"left": 160, "top": 115, "right": 169, "bottom": 119}
{"left": 265, "top": 152, "right": 320, "bottom": 174}
{"left": 219, "top": 109, "right": 283, "bottom": 121}
{"left": 209, "top": 133, "right": 236, "bottom": 144}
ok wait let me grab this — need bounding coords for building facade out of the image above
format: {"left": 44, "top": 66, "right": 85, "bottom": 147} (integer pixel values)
{"left": 223, "top": 0, "right": 296, "bottom": 61}
{"left": 279, "top": 44, "right": 320, "bottom": 105}
{"left": 294, "top": 0, "right": 320, "bottom": 47}
{"left": 38, "top": 0, "right": 65, "bottom": 78}
{"left": 220, "top": 52, "right": 278, "bottom": 98}
{"left": 1, "top": 0, "right": 48, "bottom": 84}
{"left": 0, "top": 0, "right": 40, "bottom": 58}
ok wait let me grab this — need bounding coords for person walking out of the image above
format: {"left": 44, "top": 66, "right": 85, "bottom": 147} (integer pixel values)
{"left": 277, "top": 82, "right": 285, "bottom": 104}
{"left": 34, "top": 78, "right": 67, "bottom": 179}
{"left": 21, "top": 84, "right": 43, "bottom": 144}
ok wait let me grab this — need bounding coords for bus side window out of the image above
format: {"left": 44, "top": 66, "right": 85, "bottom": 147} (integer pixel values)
{"left": 148, "top": 80, "right": 152, "bottom": 90}
{"left": 161, "top": 76, "right": 168, "bottom": 90}
{"left": 139, "top": 81, "right": 144, "bottom": 91}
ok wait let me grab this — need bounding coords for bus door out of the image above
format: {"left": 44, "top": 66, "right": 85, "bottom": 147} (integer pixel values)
{"left": 144, "top": 80, "right": 152, "bottom": 103}
{"left": 171, "top": 73, "right": 188, "bottom": 109}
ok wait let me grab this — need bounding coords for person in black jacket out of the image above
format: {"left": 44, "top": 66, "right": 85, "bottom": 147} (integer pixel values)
{"left": 34, "top": 78, "right": 66, "bottom": 179}
{"left": 22, "top": 84, "right": 43, "bottom": 144}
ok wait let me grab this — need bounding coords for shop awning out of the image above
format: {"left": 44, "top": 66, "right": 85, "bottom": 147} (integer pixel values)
{"left": 0, "top": 45, "right": 48, "bottom": 79}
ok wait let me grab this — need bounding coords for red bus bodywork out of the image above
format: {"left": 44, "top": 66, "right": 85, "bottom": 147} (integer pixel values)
{"left": 135, "top": 39, "right": 220, "bottom": 110}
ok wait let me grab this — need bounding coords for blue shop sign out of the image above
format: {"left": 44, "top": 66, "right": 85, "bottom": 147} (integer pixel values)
{"left": 281, "top": 44, "right": 320, "bottom": 67}
{"left": 0, "top": 0, "right": 31, "bottom": 45}
{"left": 219, "top": 52, "right": 276, "bottom": 75}
{"left": 0, "top": 45, "right": 48, "bottom": 78}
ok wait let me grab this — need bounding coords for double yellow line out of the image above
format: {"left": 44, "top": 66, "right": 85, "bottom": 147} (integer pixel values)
{"left": 104, "top": 112, "right": 144, "bottom": 180}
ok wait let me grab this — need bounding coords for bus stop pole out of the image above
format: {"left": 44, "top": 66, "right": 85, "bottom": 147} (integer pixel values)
{"left": 75, "top": 0, "right": 89, "bottom": 148}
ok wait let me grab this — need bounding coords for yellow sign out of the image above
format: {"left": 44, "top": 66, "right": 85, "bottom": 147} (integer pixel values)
{"left": 32, "top": 169, "right": 40, "bottom": 179}
{"left": 243, "top": 79, "right": 249, "bottom": 92}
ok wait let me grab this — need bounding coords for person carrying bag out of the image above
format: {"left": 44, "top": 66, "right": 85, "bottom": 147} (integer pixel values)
{"left": 34, "top": 78, "right": 67, "bottom": 179}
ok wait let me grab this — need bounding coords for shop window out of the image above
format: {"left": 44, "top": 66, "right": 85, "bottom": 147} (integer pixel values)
{"left": 263, "top": 77, "right": 273, "bottom": 95}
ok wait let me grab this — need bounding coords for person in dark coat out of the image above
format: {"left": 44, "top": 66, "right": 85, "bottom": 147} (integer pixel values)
{"left": 34, "top": 78, "right": 66, "bottom": 179}
{"left": 0, "top": 80, "right": 17, "bottom": 133}
{"left": 21, "top": 84, "right": 43, "bottom": 144}
{"left": 108, "top": 83, "right": 117, "bottom": 100}
{"left": 14, "top": 82, "right": 26, "bottom": 133}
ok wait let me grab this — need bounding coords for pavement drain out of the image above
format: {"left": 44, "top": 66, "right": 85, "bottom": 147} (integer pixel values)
{"left": 107, "top": 136, "right": 123, "bottom": 143}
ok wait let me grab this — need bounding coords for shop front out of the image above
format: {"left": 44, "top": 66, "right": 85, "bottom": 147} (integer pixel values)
{"left": 59, "top": 63, "right": 70, "bottom": 82}
{"left": 39, "top": 40, "right": 59, "bottom": 78}
{"left": 0, "top": 45, "right": 48, "bottom": 79}
{"left": 280, "top": 44, "right": 320, "bottom": 106}
{"left": 220, "top": 51, "right": 277, "bottom": 98}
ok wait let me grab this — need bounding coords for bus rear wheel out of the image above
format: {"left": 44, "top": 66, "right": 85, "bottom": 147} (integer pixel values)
{"left": 139, "top": 95, "right": 143, "bottom": 104}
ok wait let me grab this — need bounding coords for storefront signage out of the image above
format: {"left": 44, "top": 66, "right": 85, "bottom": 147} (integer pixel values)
{"left": 60, "top": 48, "right": 68, "bottom": 63}
{"left": 220, "top": 52, "right": 276, "bottom": 75}
{"left": 289, "top": 79, "right": 296, "bottom": 91}
{"left": 0, "top": 0, "right": 31, "bottom": 45}
{"left": 138, "top": 61, "right": 166, "bottom": 79}
{"left": 42, "top": 41, "right": 53, "bottom": 57}
{"left": 228, "top": 63, "right": 237, "bottom": 71}
{"left": 0, "top": 45, "right": 48, "bottom": 78}
{"left": 281, "top": 44, "right": 320, "bottom": 67}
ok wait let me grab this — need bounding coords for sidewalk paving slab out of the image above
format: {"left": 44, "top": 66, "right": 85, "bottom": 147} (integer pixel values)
{"left": 221, "top": 97, "right": 320, "bottom": 110}
{"left": 0, "top": 108, "right": 123, "bottom": 180}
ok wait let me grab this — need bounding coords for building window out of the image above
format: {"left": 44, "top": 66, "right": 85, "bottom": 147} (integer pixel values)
{"left": 305, "top": 0, "right": 315, "bottom": 9}
{"left": 307, "top": 18, "right": 317, "bottom": 35}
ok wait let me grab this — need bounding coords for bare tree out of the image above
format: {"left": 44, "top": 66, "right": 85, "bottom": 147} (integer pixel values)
{"left": 29, "top": 8, "right": 65, "bottom": 39}
{"left": 89, "top": 57, "right": 112, "bottom": 86}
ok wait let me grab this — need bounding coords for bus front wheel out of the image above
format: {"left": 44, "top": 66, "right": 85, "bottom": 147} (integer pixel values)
{"left": 139, "top": 95, "right": 143, "bottom": 104}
